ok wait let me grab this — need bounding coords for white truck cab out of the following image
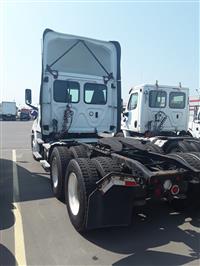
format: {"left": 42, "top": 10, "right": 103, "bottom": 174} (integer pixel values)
{"left": 40, "top": 29, "right": 121, "bottom": 137}
{"left": 122, "top": 83, "right": 189, "bottom": 136}
{"left": 26, "top": 29, "right": 121, "bottom": 152}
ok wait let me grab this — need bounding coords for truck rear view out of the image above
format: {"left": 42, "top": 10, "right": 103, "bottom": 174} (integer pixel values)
{"left": 26, "top": 30, "right": 200, "bottom": 233}
{"left": 2, "top": 101, "right": 17, "bottom": 121}
{"left": 35, "top": 29, "right": 121, "bottom": 141}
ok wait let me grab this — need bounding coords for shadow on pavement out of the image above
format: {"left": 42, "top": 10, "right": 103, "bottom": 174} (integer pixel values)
{"left": 85, "top": 202, "right": 200, "bottom": 266}
{"left": 0, "top": 244, "right": 17, "bottom": 266}
{"left": 0, "top": 158, "right": 15, "bottom": 230}
{"left": 0, "top": 158, "right": 53, "bottom": 230}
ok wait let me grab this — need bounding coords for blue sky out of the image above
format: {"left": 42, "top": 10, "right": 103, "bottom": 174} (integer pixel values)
{"left": 0, "top": 1, "right": 199, "bottom": 106}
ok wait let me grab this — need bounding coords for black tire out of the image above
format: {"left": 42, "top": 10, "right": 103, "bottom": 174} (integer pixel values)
{"left": 91, "top": 156, "right": 121, "bottom": 177}
{"left": 50, "top": 146, "right": 72, "bottom": 200}
{"left": 189, "top": 141, "right": 200, "bottom": 152}
{"left": 65, "top": 158, "right": 99, "bottom": 232}
{"left": 177, "top": 153, "right": 200, "bottom": 169}
{"left": 165, "top": 141, "right": 189, "bottom": 153}
{"left": 69, "top": 145, "right": 88, "bottom": 158}
{"left": 190, "top": 152, "right": 200, "bottom": 159}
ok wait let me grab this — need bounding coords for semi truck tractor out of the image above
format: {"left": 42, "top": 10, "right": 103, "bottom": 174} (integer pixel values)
{"left": 2, "top": 101, "right": 16, "bottom": 121}
{"left": 26, "top": 29, "right": 200, "bottom": 232}
{"left": 121, "top": 83, "right": 200, "bottom": 153}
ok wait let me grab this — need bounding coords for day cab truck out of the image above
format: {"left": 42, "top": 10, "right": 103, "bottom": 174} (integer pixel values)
{"left": 26, "top": 29, "right": 200, "bottom": 232}
{"left": 121, "top": 83, "right": 200, "bottom": 153}
{"left": 1, "top": 101, "right": 16, "bottom": 121}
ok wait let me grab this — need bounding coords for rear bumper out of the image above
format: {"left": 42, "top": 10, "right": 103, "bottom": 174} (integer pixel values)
{"left": 85, "top": 172, "right": 189, "bottom": 229}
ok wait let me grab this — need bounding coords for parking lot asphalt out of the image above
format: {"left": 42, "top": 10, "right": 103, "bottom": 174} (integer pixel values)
{"left": 0, "top": 121, "right": 199, "bottom": 266}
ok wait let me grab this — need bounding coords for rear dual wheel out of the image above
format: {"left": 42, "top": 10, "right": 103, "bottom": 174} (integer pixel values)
{"left": 165, "top": 140, "right": 200, "bottom": 154}
{"left": 50, "top": 147, "right": 72, "bottom": 200}
{"left": 50, "top": 145, "right": 88, "bottom": 200}
{"left": 65, "top": 156, "right": 120, "bottom": 232}
{"left": 65, "top": 158, "right": 99, "bottom": 232}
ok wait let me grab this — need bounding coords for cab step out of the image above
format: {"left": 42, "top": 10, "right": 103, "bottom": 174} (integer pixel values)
{"left": 40, "top": 160, "right": 50, "bottom": 171}
{"left": 33, "top": 151, "right": 42, "bottom": 161}
{"left": 37, "top": 138, "right": 44, "bottom": 144}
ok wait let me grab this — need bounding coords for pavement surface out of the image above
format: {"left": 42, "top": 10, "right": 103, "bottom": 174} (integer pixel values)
{"left": 0, "top": 121, "right": 199, "bottom": 266}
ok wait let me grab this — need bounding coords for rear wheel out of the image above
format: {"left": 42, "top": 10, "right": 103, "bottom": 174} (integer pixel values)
{"left": 69, "top": 145, "right": 88, "bottom": 158}
{"left": 50, "top": 146, "right": 72, "bottom": 200}
{"left": 165, "top": 141, "right": 190, "bottom": 153}
{"left": 92, "top": 156, "right": 121, "bottom": 177}
{"left": 65, "top": 158, "right": 99, "bottom": 232}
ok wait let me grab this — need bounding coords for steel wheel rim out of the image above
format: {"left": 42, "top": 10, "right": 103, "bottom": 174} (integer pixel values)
{"left": 52, "top": 157, "right": 59, "bottom": 188}
{"left": 68, "top": 172, "right": 80, "bottom": 216}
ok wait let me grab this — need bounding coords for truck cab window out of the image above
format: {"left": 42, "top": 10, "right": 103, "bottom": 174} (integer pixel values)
{"left": 169, "top": 92, "right": 186, "bottom": 109}
{"left": 128, "top": 93, "right": 138, "bottom": 110}
{"left": 149, "top": 90, "right": 166, "bottom": 108}
{"left": 53, "top": 80, "right": 80, "bottom": 103}
{"left": 84, "top": 83, "right": 107, "bottom": 104}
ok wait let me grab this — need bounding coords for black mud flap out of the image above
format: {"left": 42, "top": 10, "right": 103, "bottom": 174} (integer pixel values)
{"left": 86, "top": 186, "right": 144, "bottom": 230}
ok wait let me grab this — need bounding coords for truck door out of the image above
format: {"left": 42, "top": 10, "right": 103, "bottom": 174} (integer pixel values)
{"left": 78, "top": 82, "right": 115, "bottom": 133}
{"left": 124, "top": 92, "right": 139, "bottom": 132}
{"left": 168, "top": 91, "right": 188, "bottom": 130}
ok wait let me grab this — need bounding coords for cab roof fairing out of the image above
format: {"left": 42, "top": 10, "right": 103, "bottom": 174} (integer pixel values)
{"left": 41, "top": 30, "right": 118, "bottom": 81}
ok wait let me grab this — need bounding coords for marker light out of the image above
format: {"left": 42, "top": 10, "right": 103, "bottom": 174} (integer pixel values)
{"left": 163, "top": 179, "right": 172, "bottom": 190}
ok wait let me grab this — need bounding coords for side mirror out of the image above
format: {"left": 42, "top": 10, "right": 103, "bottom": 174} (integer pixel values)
{"left": 25, "top": 89, "right": 32, "bottom": 104}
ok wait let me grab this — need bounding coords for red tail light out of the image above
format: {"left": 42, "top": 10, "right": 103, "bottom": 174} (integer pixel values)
{"left": 171, "top": 185, "right": 180, "bottom": 195}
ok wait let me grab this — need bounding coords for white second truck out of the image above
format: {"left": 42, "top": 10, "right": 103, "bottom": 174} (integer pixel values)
{"left": 121, "top": 83, "right": 200, "bottom": 153}
{"left": 26, "top": 29, "right": 200, "bottom": 232}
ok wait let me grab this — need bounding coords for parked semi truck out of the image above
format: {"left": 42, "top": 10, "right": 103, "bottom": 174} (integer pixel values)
{"left": 1, "top": 101, "right": 16, "bottom": 121}
{"left": 121, "top": 83, "right": 200, "bottom": 153}
{"left": 26, "top": 29, "right": 200, "bottom": 232}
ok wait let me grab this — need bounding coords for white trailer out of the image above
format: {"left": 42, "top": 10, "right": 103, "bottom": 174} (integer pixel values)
{"left": 2, "top": 101, "right": 16, "bottom": 121}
